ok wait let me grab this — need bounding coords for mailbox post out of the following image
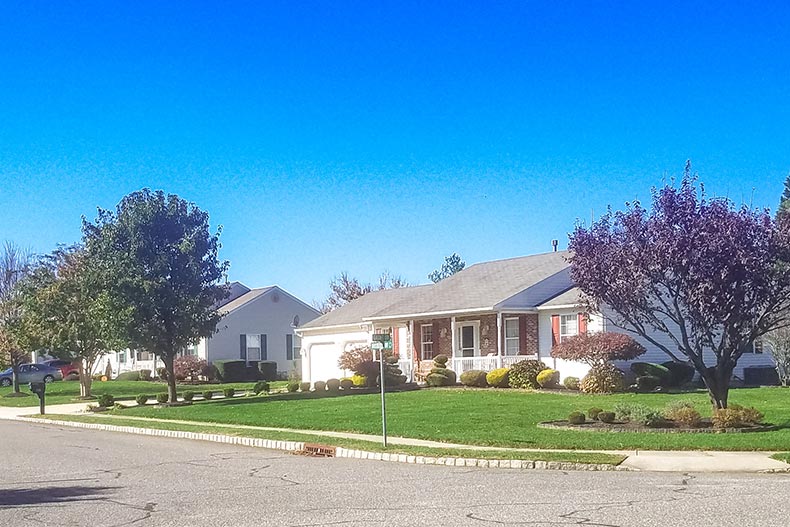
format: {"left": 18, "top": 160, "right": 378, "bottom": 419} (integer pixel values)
{"left": 29, "top": 382, "right": 46, "bottom": 415}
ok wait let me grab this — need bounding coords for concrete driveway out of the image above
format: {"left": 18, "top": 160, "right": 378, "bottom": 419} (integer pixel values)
{"left": 2, "top": 419, "right": 789, "bottom": 526}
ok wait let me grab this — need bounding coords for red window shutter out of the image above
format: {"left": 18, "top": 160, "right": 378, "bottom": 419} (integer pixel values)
{"left": 412, "top": 324, "right": 421, "bottom": 362}
{"left": 578, "top": 313, "right": 588, "bottom": 335}
{"left": 392, "top": 327, "right": 400, "bottom": 359}
{"left": 551, "top": 315, "right": 560, "bottom": 348}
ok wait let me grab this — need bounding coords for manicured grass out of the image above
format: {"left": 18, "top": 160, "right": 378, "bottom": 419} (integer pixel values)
{"left": 771, "top": 452, "right": 790, "bottom": 464}
{"left": 0, "top": 380, "right": 286, "bottom": 407}
{"left": 116, "top": 386, "right": 790, "bottom": 451}
{"left": 30, "top": 413, "right": 625, "bottom": 465}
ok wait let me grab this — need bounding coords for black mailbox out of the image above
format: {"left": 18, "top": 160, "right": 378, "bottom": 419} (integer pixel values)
{"left": 29, "top": 381, "right": 46, "bottom": 414}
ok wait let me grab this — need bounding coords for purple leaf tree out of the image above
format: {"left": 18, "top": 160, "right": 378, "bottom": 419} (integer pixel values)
{"left": 569, "top": 165, "right": 790, "bottom": 409}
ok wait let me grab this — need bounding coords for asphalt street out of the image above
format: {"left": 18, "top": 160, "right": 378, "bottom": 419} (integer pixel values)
{"left": 2, "top": 420, "right": 789, "bottom": 527}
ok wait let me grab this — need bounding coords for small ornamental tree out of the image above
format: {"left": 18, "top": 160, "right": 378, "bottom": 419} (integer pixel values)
{"left": 173, "top": 355, "right": 210, "bottom": 382}
{"left": 0, "top": 242, "right": 34, "bottom": 395}
{"left": 762, "top": 328, "right": 790, "bottom": 387}
{"left": 569, "top": 166, "right": 790, "bottom": 409}
{"left": 337, "top": 346, "right": 374, "bottom": 372}
{"left": 551, "top": 332, "right": 646, "bottom": 368}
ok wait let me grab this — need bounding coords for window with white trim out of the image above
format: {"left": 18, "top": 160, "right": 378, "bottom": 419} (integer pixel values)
{"left": 504, "top": 318, "right": 520, "bottom": 355}
{"left": 559, "top": 314, "right": 578, "bottom": 342}
{"left": 245, "top": 334, "right": 261, "bottom": 361}
{"left": 286, "top": 334, "right": 301, "bottom": 361}
{"left": 744, "top": 339, "right": 764, "bottom": 354}
{"left": 420, "top": 324, "right": 433, "bottom": 360}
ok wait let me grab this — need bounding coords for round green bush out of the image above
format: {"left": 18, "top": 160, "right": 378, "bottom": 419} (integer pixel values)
{"left": 97, "top": 394, "right": 115, "bottom": 408}
{"left": 340, "top": 378, "right": 354, "bottom": 390}
{"left": 580, "top": 365, "right": 625, "bottom": 394}
{"left": 563, "top": 376, "right": 580, "bottom": 390}
{"left": 202, "top": 390, "right": 215, "bottom": 400}
{"left": 286, "top": 382, "right": 299, "bottom": 393}
{"left": 661, "top": 361, "right": 696, "bottom": 387}
{"left": 350, "top": 374, "right": 368, "bottom": 387}
{"left": 486, "top": 368, "right": 510, "bottom": 388}
{"left": 433, "top": 354, "right": 449, "bottom": 366}
{"left": 425, "top": 372, "right": 450, "bottom": 387}
{"left": 156, "top": 393, "right": 169, "bottom": 404}
{"left": 326, "top": 378, "right": 341, "bottom": 392}
{"left": 598, "top": 411, "right": 616, "bottom": 423}
{"left": 223, "top": 388, "right": 235, "bottom": 398}
{"left": 508, "top": 360, "right": 547, "bottom": 389}
{"left": 636, "top": 375, "right": 661, "bottom": 392}
{"left": 134, "top": 394, "right": 149, "bottom": 406}
{"left": 568, "top": 411, "right": 586, "bottom": 425}
{"left": 630, "top": 362, "right": 671, "bottom": 382}
{"left": 299, "top": 382, "right": 311, "bottom": 392}
{"left": 182, "top": 390, "right": 195, "bottom": 401}
{"left": 588, "top": 407, "right": 603, "bottom": 420}
{"left": 252, "top": 382, "right": 270, "bottom": 395}
{"left": 459, "top": 370, "right": 488, "bottom": 387}
{"left": 536, "top": 368, "right": 560, "bottom": 388}
{"left": 314, "top": 381, "right": 327, "bottom": 392}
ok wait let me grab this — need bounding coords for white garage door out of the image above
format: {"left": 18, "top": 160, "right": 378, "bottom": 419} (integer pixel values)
{"left": 310, "top": 343, "right": 344, "bottom": 382}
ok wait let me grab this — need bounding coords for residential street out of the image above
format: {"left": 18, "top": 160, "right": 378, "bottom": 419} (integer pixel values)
{"left": 1, "top": 420, "right": 788, "bottom": 526}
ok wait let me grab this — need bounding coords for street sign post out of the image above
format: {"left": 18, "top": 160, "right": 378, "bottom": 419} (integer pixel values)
{"left": 371, "top": 340, "right": 388, "bottom": 447}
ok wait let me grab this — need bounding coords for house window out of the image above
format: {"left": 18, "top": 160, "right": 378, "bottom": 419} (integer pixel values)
{"left": 559, "top": 314, "right": 578, "bottom": 342}
{"left": 184, "top": 344, "right": 197, "bottom": 356}
{"left": 244, "top": 334, "right": 261, "bottom": 361}
{"left": 286, "top": 334, "right": 301, "bottom": 361}
{"left": 118, "top": 351, "right": 126, "bottom": 364}
{"left": 744, "top": 340, "right": 764, "bottom": 354}
{"left": 504, "top": 318, "right": 520, "bottom": 355}
{"left": 136, "top": 350, "right": 153, "bottom": 361}
{"left": 420, "top": 324, "right": 433, "bottom": 360}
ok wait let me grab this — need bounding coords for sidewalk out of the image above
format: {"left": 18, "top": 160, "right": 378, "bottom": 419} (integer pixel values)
{"left": 4, "top": 401, "right": 789, "bottom": 473}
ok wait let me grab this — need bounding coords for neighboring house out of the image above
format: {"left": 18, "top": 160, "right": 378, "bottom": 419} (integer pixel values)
{"left": 93, "top": 282, "right": 320, "bottom": 378}
{"left": 298, "top": 251, "right": 776, "bottom": 384}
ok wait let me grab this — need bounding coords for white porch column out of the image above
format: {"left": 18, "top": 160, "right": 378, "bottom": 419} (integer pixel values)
{"left": 450, "top": 316, "right": 457, "bottom": 369}
{"left": 496, "top": 312, "right": 503, "bottom": 368}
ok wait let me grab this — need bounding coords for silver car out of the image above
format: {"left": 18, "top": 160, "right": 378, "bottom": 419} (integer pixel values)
{"left": 0, "top": 363, "right": 63, "bottom": 386}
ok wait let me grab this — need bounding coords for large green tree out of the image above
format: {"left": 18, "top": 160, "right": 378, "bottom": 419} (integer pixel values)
{"left": 83, "top": 190, "right": 229, "bottom": 403}
{"left": 0, "top": 241, "right": 34, "bottom": 394}
{"left": 18, "top": 247, "right": 122, "bottom": 398}
{"left": 779, "top": 173, "right": 790, "bottom": 216}
{"left": 428, "top": 253, "right": 465, "bottom": 283}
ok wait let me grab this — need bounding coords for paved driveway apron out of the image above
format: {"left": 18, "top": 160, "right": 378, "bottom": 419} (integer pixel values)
{"left": 1, "top": 420, "right": 788, "bottom": 527}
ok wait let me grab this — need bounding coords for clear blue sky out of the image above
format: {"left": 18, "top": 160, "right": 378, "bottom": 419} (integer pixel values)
{"left": 1, "top": 1, "right": 788, "bottom": 305}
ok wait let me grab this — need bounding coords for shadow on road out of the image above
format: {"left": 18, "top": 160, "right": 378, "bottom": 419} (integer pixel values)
{"left": 0, "top": 486, "right": 118, "bottom": 507}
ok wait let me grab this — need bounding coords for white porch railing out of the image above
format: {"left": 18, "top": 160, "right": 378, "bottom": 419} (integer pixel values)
{"left": 450, "top": 355, "right": 539, "bottom": 375}
{"left": 397, "top": 360, "right": 414, "bottom": 382}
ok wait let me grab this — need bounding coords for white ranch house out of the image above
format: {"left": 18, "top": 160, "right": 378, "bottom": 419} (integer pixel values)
{"left": 297, "top": 251, "right": 775, "bottom": 384}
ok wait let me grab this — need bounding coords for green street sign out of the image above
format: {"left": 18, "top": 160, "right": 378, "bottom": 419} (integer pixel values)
{"left": 372, "top": 333, "right": 390, "bottom": 343}
{"left": 384, "top": 340, "right": 393, "bottom": 350}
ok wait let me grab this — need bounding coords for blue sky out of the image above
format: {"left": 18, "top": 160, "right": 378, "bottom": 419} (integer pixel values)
{"left": 1, "top": 1, "right": 788, "bottom": 305}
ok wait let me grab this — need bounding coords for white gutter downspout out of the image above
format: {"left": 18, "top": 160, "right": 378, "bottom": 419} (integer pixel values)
{"left": 450, "top": 316, "right": 457, "bottom": 369}
{"left": 496, "top": 312, "right": 504, "bottom": 368}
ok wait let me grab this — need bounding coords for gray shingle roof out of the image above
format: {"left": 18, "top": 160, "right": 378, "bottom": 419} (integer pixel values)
{"left": 537, "top": 286, "right": 584, "bottom": 308}
{"left": 301, "top": 251, "right": 572, "bottom": 329}
{"left": 219, "top": 286, "right": 274, "bottom": 314}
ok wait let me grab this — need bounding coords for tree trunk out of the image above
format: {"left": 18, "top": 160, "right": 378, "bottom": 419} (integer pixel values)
{"left": 700, "top": 363, "right": 733, "bottom": 410}
{"left": 11, "top": 362, "right": 20, "bottom": 394}
{"left": 163, "top": 354, "right": 178, "bottom": 403}
{"left": 80, "top": 358, "right": 93, "bottom": 398}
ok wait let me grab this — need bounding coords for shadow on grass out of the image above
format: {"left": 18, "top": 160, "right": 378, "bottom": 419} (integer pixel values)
{"left": 0, "top": 486, "right": 119, "bottom": 507}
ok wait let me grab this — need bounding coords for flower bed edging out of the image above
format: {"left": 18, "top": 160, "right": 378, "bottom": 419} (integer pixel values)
{"left": 539, "top": 420, "right": 777, "bottom": 434}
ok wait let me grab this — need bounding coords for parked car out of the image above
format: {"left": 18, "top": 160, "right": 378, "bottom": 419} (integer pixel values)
{"left": 41, "top": 359, "right": 80, "bottom": 380}
{"left": 0, "top": 363, "right": 63, "bottom": 387}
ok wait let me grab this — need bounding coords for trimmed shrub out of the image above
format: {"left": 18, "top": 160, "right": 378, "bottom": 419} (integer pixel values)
{"left": 213, "top": 360, "right": 250, "bottom": 382}
{"left": 252, "top": 381, "right": 270, "bottom": 395}
{"left": 613, "top": 402, "right": 639, "bottom": 421}
{"left": 326, "top": 379, "right": 341, "bottom": 392}
{"left": 712, "top": 408, "right": 745, "bottom": 429}
{"left": 486, "top": 368, "right": 510, "bottom": 388}
{"left": 580, "top": 364, "right": 625, "bottom": 394}
{"left": 508, "top": 360, "right": 547, "bottom": 389}
{"left": 258, "top": 361, "right": 278, "bottom": 381}
{"left": 286, "top": 382, "right": 299, "bottom": 393}
{"left": 115, "top": 371, "right": 141, "bottom": 381}
{"left": 630, "top": 362, "right": 671, "bottom": 383}
{"left": 551, "top": 332, "right": 646, "bottom": 367}
{"left": 183, "top": 390, "right": 195, "bottom": 401}
{"left": 202, "top": 390, "right": 214, "bottom": 400}
{"left": 223, "top": 388, "right": 235, "bottom": 398}
{"left": 460, "top": 370, "right": 488, "bottom": 387}
{"left": 351, "top": 374, "right": 370, "bottom": 387}
{"left": 299, "top": 382, "right": 311, "bottom": 392}
{"left": 670, "top": 406, "right": 702, "bottom": 427}
{"left": 174, "top": 355, "right": 210, "bottom": 382}
{"left": 157, "top": 367, "right": 168, "bottom": 380}
{"left": 536, "top": 369, "right": 560, "bottom": 388}
{"left": 314, "top": 381, "right": 327, "bottom": 392}
{"left": 563, "top": 376, "right": 580, "bottom": 390}
{"left": 139, "top": 369, "right": 152, "bottom": 381}
{"left": 614, "top": 403, "right": 662, "bottom": 426}
{"left": 135, "top": 394, "right": 149, "bottom": 406}
{"left": 425, "top": 355, "right": 455, "bottom": 387}
{"left": 433, "top": 354, "right": 449, "bottom": 366}
{"left": 340, "top": 378, "right": 354, "bottom": 390}
{"left": 426, "top": 373, "right": 449, "bottom": 387}
{"left": 97, "top": 394, "right": 114, "bottom": 408}
{"left": 568, "top": 411, "right": 586, "bottom": 425}
{"left": 598, "top": 411, "right": 616, "bottom": 423}
{"left": 636, "top": 375, "right": 662, "bottom": 392}
{"left": 661, "top": 361, "right": 696, "bottom": 387}
{"left": 156, "top": 393, "right": 169, "bottom": 404}
{"left": 728, "top": 404, "right": 764, "bottom": 425}
{"left": 588, "top": 407, "right": 603, "bottom": 420}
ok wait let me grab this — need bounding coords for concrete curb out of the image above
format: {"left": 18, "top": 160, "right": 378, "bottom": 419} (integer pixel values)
{"left": 18, "top": 417, "right": 629, "bottom": 472}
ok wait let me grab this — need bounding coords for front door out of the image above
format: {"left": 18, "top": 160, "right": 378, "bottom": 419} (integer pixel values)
{"left": 458, "top": 324, "right": 478, "bottom": 357}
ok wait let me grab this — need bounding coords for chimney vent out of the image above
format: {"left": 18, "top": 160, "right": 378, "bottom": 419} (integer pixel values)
{"left": 551, "top": 240, "right": 558, "bottom": 252}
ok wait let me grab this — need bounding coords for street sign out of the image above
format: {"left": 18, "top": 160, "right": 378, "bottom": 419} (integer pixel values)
{"left": 371, "top": 341, "right": 384, "bottom": 350}
{"left": 383, "top": 340, "right": 392, "bottom": 350}
{"left": 372, "top": 333, "right": 390, "bottom": 343}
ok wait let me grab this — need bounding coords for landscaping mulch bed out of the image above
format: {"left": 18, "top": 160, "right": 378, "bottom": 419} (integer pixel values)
{"left": 539, "top": 420, "right": 777, "bottom": 434}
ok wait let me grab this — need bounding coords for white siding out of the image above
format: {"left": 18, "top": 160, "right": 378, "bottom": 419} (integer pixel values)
{"left": 300, "top": 328, "right": 371, "bottom": 383}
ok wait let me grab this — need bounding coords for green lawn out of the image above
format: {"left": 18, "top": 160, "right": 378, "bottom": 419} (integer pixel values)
{"left": 30, "top": 413, "right": 625, "bottom": 465}
{"left": 0, "top": 380, "right": 286, "bottom": 407}
{"left": 114, "top": 386, "right": 790, "bottom": 451}
{"left": 771, "top": 452, "right": 790, "bottom": 464}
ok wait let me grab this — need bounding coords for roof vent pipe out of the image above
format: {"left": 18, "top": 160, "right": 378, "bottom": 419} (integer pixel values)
{"left": 551, "top": 239, "right": 558, "bottom": 252}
